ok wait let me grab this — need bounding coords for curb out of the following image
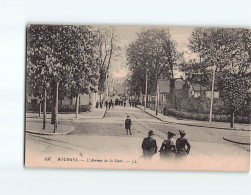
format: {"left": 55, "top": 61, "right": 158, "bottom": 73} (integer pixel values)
{"left": 223, "top": 137, "right": 250, "bottom": 145}
{"left": 26, "top": 125, "right": 75, "bottom": 136}
{"left": 72, "top": 109, "right": 107, "bottom": 120}
{"left": 137, "top": 106, "right": 250, "bottom": 131}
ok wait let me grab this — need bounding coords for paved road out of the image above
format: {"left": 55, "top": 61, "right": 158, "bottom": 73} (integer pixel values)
{"left": 25, "top": 106, "right": 250, "bottom": 171}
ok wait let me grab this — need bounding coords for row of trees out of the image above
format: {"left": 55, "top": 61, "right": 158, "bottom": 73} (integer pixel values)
{"left": 26, "top": 25, "right": 118, "bottom": 131}
{"left": 126, "top": 27, "right": 251, "bottom": 127}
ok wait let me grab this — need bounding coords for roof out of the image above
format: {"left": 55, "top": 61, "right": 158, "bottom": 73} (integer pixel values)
{"left": 157, "top": 80, "right": 170, "bottom": 93}
{"left": 174, "top": 79, "right": 185, "bottom": 90}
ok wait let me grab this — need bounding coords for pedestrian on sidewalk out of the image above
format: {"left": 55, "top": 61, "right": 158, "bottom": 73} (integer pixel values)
{"left": 176, "top": 130, "right": 191, "bottom": 159}
{"left": 96, "top": 101, "right": 99, "bottom": 108}
{"left": 159, "top": 131, "right": 176, "bottom": 160}
{"left": 105, "top": 100, "right": 108, "bottom": 109}
{"left": 124, "top": 102, "right": 126, "bottom": 107}
{"left": 100, "top": 101, "right": 103, "bottom": 109}
{"left": 125, "top": 115, "right": 132, "bottom": 135}
{"left": 141, "top": 130, "right": 158, "bottom": 160}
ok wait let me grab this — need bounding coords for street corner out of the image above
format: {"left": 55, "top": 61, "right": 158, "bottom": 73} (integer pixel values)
{"left": 25, "top": 120, "right": 75, "bottom": 135}
{"left": 223, "top": 135, "right": 250, "bottom": 146}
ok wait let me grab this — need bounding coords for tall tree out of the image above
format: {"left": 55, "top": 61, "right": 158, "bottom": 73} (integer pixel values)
{"left": 187, "top": 27, "right": 251, "bottom": 125}
{"left": 127, "top": 28, "right": 181, "bottom": 107}
{"left": 96, "top": 27, "right": 120, "bottom": 100}
{"left": 220, "top": 74, "right": 250, "bottom": 127}
{"left": 26, "top": 25, "right": 100, "bottom": 129}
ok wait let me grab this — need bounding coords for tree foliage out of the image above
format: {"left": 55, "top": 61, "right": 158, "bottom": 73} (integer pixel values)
{"left": 27, "top": 25, "right": 99, "bottom": 101}
{"left": 126, "top": 28, "right": 181, "bottom": 95}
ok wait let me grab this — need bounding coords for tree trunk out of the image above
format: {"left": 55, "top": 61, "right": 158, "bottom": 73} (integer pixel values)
{"left": 155, "top": 88, "right": 158, "bottom": 115}
{"left": 54, "top": 81, "right": 59, "bottom": 133}
{"left": 75, "top": 94, "right": 79, "bottom": 118}
{"left": 39, "top": 101, "right": 41, "bottom": 117}
{"left": 51, "top": 81, "right": 56, "bottom": 124}
{"left": 230, "top": 110, "right": 235, "bottom": 128}
{"left": 174, "top": 91, "right": 177, "bottom": 111}
{"left": 42, "top": 89, "right": 47, "bottom": 129}
{"left": 51, "top": 81, "right": 55, "bottom": 124}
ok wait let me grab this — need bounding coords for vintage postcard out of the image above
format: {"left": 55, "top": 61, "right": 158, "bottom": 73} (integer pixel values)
{"left": 25, "top": 24, "right": 250, "bottom": 171}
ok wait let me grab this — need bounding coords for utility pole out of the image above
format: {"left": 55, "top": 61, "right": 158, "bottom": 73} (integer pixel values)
{"left": 209, "top": 64, "right": 216, "bottom": 124}
{"left": 144, "top": 69, "right": 148, "bottom": 110}
{"left": 208, "top": 41, "right": 218, "bottom": 124}
{"left": 209, "top": 46, "right": 217, "bottom": 124}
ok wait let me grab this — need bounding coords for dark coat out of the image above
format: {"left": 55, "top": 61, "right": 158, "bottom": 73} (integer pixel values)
{"left": 159, "top": 139, "right": 176, "bottom": 158}
{"left": 125, "top": 119, "right": 132, "bottom": 129}
{"left": 142, "top": 137, "right": 157, "bottom": 155}
{"left": 176, "top": 137, "right": 191, "bottom": 157}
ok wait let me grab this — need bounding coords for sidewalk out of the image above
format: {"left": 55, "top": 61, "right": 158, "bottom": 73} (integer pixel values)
{"left": 26, "top": 107, "right": 107, "bottom": 120}
{"left": 137, "top": 106, "right": 250, "bottom": 146}
{"left": 137, "top": 105, "right": 250, "bottom": 131}
{"left": 26, "top": 120, "right": 75, "bottom": 135}
{"left": 25, "top": 108, "right": 106, "bottom": 135}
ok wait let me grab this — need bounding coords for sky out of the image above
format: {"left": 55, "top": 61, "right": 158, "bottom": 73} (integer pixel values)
{"left": 111, "top": 25, "right": 195, "bottom": 78}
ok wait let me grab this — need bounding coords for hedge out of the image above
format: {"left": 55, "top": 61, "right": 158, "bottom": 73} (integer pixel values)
{"left": 165, "top": 109, "right": 250, "bottom": 124}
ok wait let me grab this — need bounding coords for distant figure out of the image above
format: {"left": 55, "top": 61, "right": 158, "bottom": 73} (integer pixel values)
{"left": 112, "top": 101, "right": 114, "bottom": 109}
{"left": 129, "top": 100, "right": 132, "bottom": 107}
{"left": 100, "top": 101, "right": 103, "bottom": 109}
{"left": 96, "top": 101, "right": 99, "bottom": 108}
{"left": 124, "top": 102, "right": 126, "bottom": 107}
{"left": 121, "top": 100, "right": 123, "bottom": 106}
{"left": 141, "top": 130, "right": 157, "bottom": 160}
{"left": 105, "top": 100, "right": 108, "bottom": 109}
{"left": 125, "top": 115, "right": 132, "bottom": 135}
{"left": 159, "top": 131, "right": 176, "bottom": 160}
{"left": 176, "top": 130, "right": 191, "bottom": 159}
{"left": 132, "top": 101, "right": 135, "bottom": 107}
{"left": 108, "top": 101, "right": 111, "bottom": 109}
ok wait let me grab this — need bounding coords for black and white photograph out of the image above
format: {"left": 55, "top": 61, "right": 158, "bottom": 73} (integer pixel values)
{"left": 25, "top": 25, "right": 250, "bottom": 171}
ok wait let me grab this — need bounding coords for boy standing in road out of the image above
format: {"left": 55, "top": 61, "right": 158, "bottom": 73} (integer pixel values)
{"left": 125, "top": 115, "right": 132, "bottom": 135}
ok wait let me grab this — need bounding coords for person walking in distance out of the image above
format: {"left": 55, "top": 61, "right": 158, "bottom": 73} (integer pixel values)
{"left": 159, "top": 131, "right": 176, "bottom": 160}
{"left": 125, "top": 115, "right": 132, "bottom": 135}
{"left": 176, "top": 130, "right": 191, "bottom": 159}
{"left": 141, "top": 130, "right": 158, "bottom": 160}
